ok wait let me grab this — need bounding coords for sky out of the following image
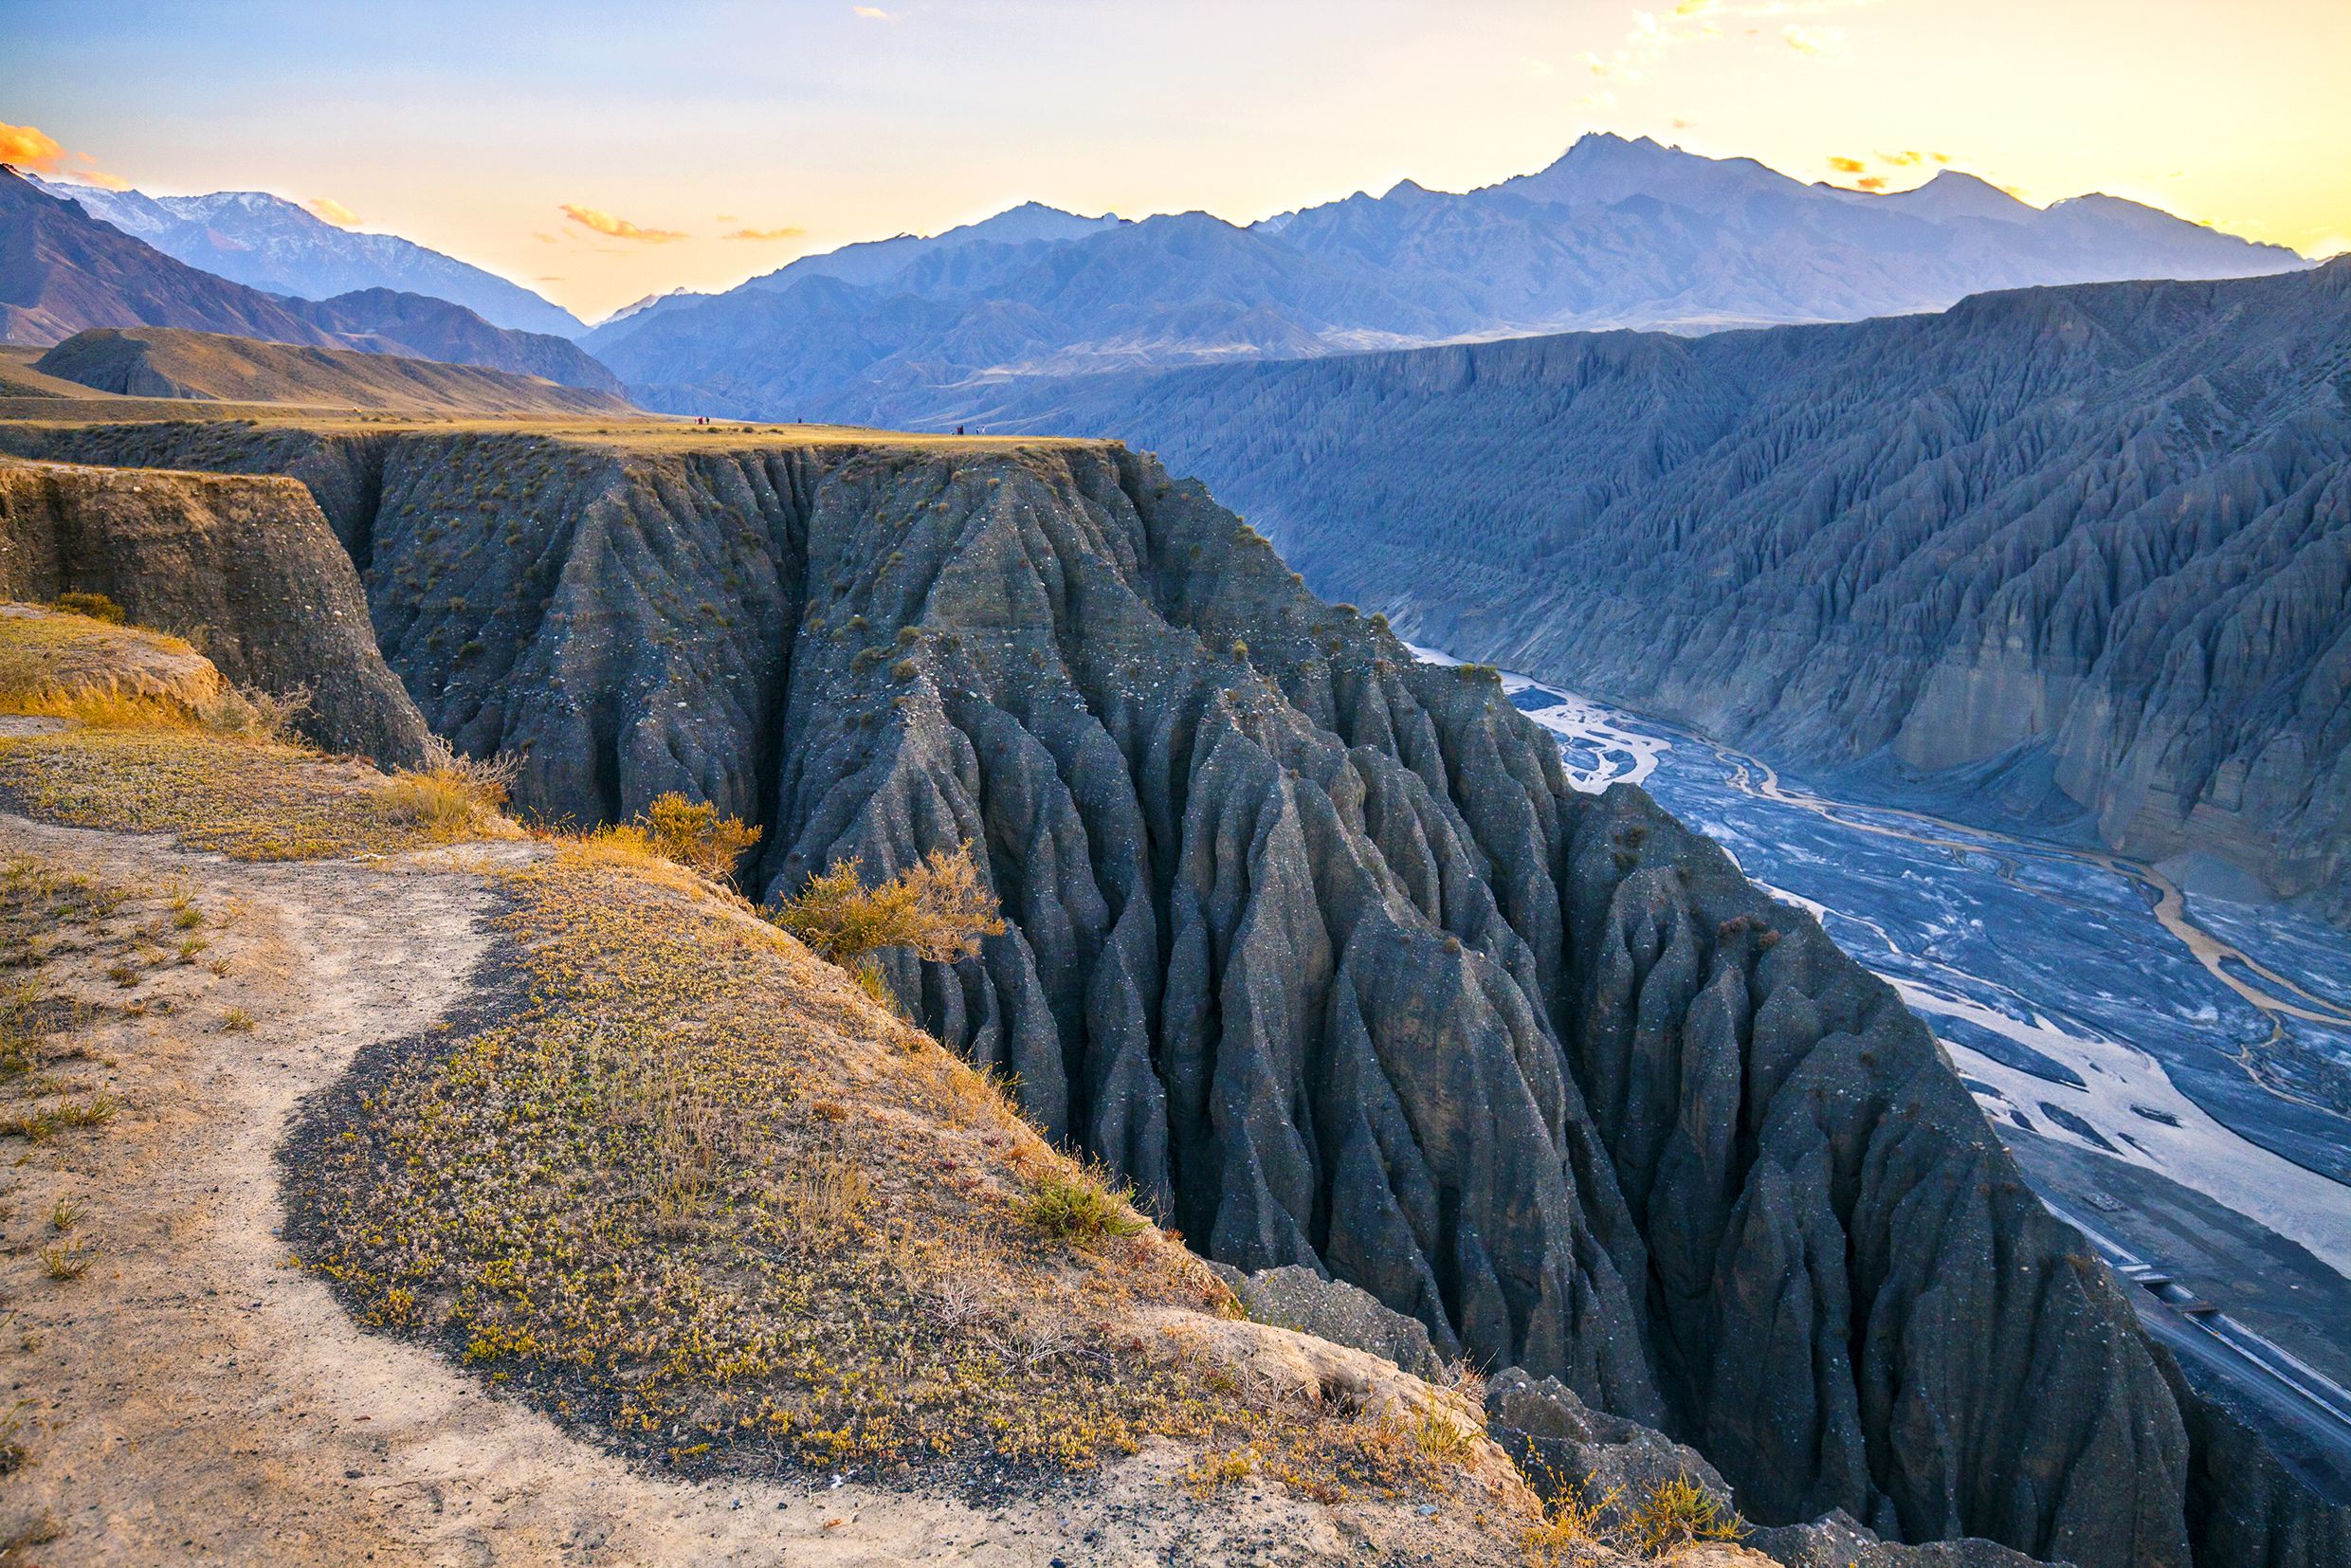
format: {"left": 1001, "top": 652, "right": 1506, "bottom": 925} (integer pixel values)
{"left": 5, "top": 0, "right": 2346, "bottom": 320}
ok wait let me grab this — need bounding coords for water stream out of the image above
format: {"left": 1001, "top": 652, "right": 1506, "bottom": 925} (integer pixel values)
{"left": 1412, "top": 648, "right": 2351, "bottom": 1288}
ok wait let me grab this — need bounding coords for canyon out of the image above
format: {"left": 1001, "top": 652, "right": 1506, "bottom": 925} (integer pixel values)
{"left": 967, "top": 259, "right": 2351, "bottom": 930}
{"left": 4, "top": 414, "right": 2345, "bottom": 1565}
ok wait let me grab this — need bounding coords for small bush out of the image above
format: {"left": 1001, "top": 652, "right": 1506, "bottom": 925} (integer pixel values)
{"left": 378, "top": 737, "right": 519, "bottom": 840}
{"left": 39, "top": 1238, "right": 93, "bottom": 1281}
{"left": 1624, "top": 1472, "right": 1744, "bottom": 1554}
{"left": 768, "top": 842, "right": 1005, "bottom": 970}
{"left": 1522, "top": 1477, "right": 1619, "bottom": 1563}
{"left": 50, "top": 592, "right": 125, "bottom": 625}
{"left": 1015, "top": 1164, "right": 1146, "bottom": 1242}
{"left": 589, "top": 792, "right": 763, "bottom": 880}
{"left": 1407, "top": 1402, "right": 1480, "bottom": 1463}
{"left": 195, "top": 682, "right": 312, "bottom": 744}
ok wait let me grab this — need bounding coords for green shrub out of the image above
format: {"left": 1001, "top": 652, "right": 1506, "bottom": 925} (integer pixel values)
{"left": 1015, "top": 1165, "right": 1146, "bottom": 1241}
{"left": 50, "top": 592, "right": 125, "bottom": 625}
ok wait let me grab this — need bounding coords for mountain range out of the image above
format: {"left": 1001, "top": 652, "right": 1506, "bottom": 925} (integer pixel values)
{"left": 0, "top": 169, "right": 621, "bottom": 393}
{"left": 580, "top": 133, "right": 2308, "bottom": 423}
{"left": 962, "top": 259, "right": 2351, "bottom": 930}
{"left": 28, "top": 174, "right": 585, "bottom": 338}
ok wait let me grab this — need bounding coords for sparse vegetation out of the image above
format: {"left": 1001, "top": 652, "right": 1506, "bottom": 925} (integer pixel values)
{"left": 1521, "top": 1476, "right": 1619, "bottom": 1563}
{"left": 766, "top": 842, "right": 1006, "bottom": 974}
{"left": 1622, "top": 1473, "right": 1744, "bottom": 1554}
{"left": 0, "top": 1399, "right": 33, "bottom": 1477}
{"left": 376, "top": 736, "right": 521, "bottom": 841}
{"left": 287, "top": 847, "right": 1492, "bottom": 1504}
{"left": 49, "top": 592, "right": 124, "bottom": 625}
{"left": 39, "top": 1238, "right": 93, "bottom": 1281}
{"left": 1014, "top": 1163, "right": 1148, "bottom": 1242}
{"left": 586, "top": 791, "right": 762, "bottom": 879}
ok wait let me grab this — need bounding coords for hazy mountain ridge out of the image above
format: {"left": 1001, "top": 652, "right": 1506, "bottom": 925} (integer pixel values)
{"left": 581, "top": 134, "right": 2305, "bottom": 422}
{"left": 0, "top": 170, "right": 623, "bottom": 394}
{"left": 32, "top": 326, "right": 635, "bottom": 415}
{"left": 959, "top": 260, "right": 2351, "bottom": 922}
{"left": 29, "top": 175, "right": 586, "bottom": 338}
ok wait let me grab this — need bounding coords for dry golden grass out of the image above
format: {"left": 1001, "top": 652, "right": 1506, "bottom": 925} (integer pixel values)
{"left": 0, "top": 606, "right": 524, "bottom": 859}
{"left": 586, "top": 792, "right": 761, "bottom": 880}
{"left": 287, "top": 845, "right": 1496, "bottom": 1504}
{"left": 0, "top": 604, "right": 219, "bottom": 721}
{"left": 768, "top": 843, "right": 1005, "bottom": 967}
{"left": 0, "top": 725, "right": 471, "bottom": 860}
{"left": 1622, "top": 1473, "right": 1745, "bottom": 1555}
{"left": 1522, "top": 1479, "right": 1619, "bottom": 1565}
{"left": 375, "top": 737, "right": 523, "bottom": 845}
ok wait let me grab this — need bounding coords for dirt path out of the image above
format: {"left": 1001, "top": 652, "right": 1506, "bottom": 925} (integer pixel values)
{"left": 0, "top": 817, "right": 1502, "bottom": 1567}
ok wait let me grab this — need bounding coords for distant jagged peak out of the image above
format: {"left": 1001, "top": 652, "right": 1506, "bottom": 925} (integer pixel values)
{"left": 593, "top": 286, "right": 710, "bottom": 330}
{"left": 1500, "top": 129, "right": 1812, "bottom": 209}
{"left": 745, "top": 198, "right": 1125, "bottom": 295}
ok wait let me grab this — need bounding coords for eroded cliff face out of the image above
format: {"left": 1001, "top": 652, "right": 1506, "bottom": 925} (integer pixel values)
{"left": 0, "top": 454, "right": 430, "bottom": 765}
{"left": 962, "top": 259, "right": 2351, "bottom": 922}
{"left": 3, "top": 417, "right": 2343, "bottom": 1567}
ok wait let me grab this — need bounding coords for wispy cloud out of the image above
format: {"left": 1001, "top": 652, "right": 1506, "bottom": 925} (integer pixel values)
{"left": 722, "top": 225, "right": 807, "bottom": 242}
{"left": 307, "top": 196, "right": 362, "bottom": 228}
{"left": 1826, "top": 149, "right": 1959, "bottom": 188}
{"left": 1780, "top": 23, "right": 1851, "bottom": 58}
{"left": 1, "top": 120, "right": 130, "bottom": 189}
{"left": 1576, "top": 0, "right": 1875, "bottom": 84}
{"left": 560, "top": 203, "right": 689, "bottom": 243}
{"left": 852, "top": 5, "right": 895, "bottom": 18}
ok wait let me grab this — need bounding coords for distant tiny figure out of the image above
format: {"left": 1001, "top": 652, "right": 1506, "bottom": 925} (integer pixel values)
{"left": 956, "top": 425, "right": 965, "bottom": 436}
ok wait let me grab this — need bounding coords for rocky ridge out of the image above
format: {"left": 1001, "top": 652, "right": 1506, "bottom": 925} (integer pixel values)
{"left": 1, "top": 415, "right": 2344, "bottom": 1566}
{"left": 0, "top": 453, "right": 431, "bottom": 765}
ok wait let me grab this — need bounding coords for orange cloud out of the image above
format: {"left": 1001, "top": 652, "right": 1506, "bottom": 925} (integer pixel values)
{"left": 723, "top": 226, "right": 807, "bottom": 242}
{"left": 307, "top": 196, "right": 362, "bottom": 228}
{"left": 0, "top": 121, "right": 66, "bottom": 172}
{"left": 70, "top": 169, "right": 134, "bottom": 191}
{"left": 1857, "top": 175, "right": 1888, "bottom": 191}
{"left": 853, "top": 5, "right": 894, "bottom": 18}
{"left": 560, "top": 204, "right": 688, "bottom": 243}
{"left": 1826, "top": 155, "right": 1867, "bottom": 174}
{"left": 1881, "top": 150, "right": 1923, "bottom": 167}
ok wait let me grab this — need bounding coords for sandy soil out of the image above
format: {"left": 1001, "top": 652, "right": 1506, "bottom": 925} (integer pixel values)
{"left": 0, "top": 816, "right": 1541, "bottom": 1567}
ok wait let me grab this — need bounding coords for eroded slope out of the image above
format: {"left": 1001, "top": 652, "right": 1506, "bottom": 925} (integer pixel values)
{"left": 2, "top": 416, "right": 2344, "bottom": 1566}
{"left": 969, "top": 259, "right": 2351, "bottom": 922}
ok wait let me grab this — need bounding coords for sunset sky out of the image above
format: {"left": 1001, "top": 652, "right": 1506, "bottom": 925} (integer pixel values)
{"left": 7, "top": 0, "right": 2345, "bottom": 319}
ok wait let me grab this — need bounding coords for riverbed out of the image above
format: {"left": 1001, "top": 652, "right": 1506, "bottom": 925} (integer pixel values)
{"left": 1413, "top": 648, "right": 2351, "bottom": 1418}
